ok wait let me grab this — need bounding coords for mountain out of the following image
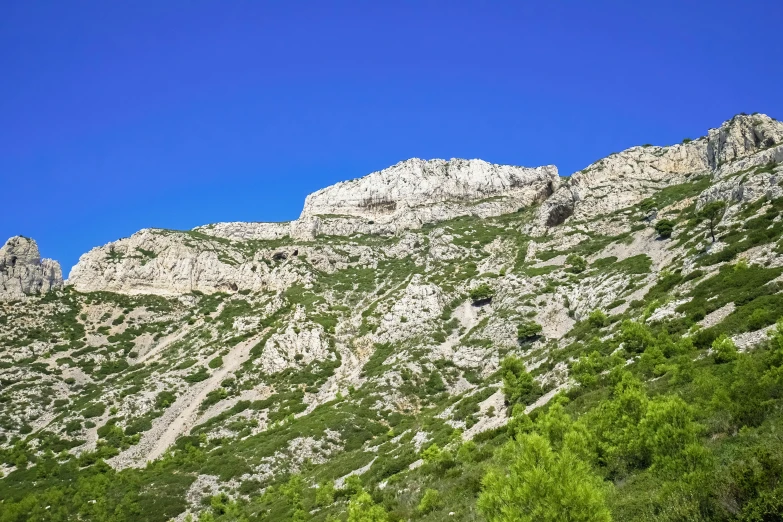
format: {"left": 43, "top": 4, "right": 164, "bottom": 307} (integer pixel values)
{"left": 0, "top": 236, "right": 62, "bottom": 300}
{"left": 2, "top": 113, "right": 783, "bottom": 521}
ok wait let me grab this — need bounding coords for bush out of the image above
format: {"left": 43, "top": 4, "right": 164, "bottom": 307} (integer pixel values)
{"left": 501, "top": 356, "right": 542, "bottom": 406}
{"left": 418, "top": 488, "right": 443, "bottom": 514}
{"left": 713, "top": 334, "right": 738, "bottom": 364}
{"left": 185, "top": 367, "right": 210, "bottom": 383}
{"left": 620, "top": 320, "right": 655, "bottom": 353}
{"left": 82, "top": 402, "right": 106, "bottom": 418}
{"left": 640, "top": 198, "right": 656, "bottom": 214}
{"left": 208, "top": 356, "right": 224, "bottom": 369}
{"left": 155, "top": 390, "right": 176, "bottom": 409}
{"left": 517, "top": 320, "right": 543, "bottom": 343}
{"left": 588, "top": 310, "right": 608, "bottom": 328}
{"left": 470, "top": 284, "right": 495, "bottom": 305}
{"left": 655, "top": 219, "right": 676, "bottom": 239}
{"left": 566, "top": 254, "right": 587, "bottom": 274}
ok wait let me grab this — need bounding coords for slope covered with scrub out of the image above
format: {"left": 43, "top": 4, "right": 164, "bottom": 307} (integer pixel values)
{"left": 2, "top": 113, "right": 783, "bottom": 521}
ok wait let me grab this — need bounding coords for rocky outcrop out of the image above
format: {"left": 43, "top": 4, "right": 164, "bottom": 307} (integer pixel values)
{"left": 295, "top": 158, "right": 559, "bottom": 238}
{"left": 192, "top": 222, "right": 291, "bottom": 242}
{"left": 537, "top": 114, "right": 783, "bottom": 227}
{"left": 0, "top": 236, "right": 63, "bottom": 300}
{"left": 67, "top": 228, "right": 308, "bottom": 295}
{"left": 68, "top": 114, "right": 783, "bottom": 296}
{"left": 193, "top": 159, "right": 559, "bottom": 242}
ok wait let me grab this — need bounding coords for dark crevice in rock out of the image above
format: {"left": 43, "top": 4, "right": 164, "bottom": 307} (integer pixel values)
{"left": 546, "top": 201, "right": 575, "bottom": 227}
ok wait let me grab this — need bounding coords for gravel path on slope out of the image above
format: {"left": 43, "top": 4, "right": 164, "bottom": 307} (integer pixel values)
{"left": 110, "top": 333, "right": 262, "bottom": 469}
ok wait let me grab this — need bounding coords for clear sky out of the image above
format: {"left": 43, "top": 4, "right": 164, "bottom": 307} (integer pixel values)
{"left": 2, "top": 1, "right": 782, "bottom": 273}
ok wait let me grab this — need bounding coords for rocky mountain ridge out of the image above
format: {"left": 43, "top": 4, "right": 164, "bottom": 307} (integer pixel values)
{"left": 0, "top": 236, "right": 63, "bottom": 300}
{"left": 3, "top": 112, "right": 783, "bottom": 521}
{"left": 58, "top": 113, "right": 783, "bottom": 298}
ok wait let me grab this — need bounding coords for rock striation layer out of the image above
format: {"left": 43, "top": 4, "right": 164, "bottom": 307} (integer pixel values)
{"left": 295, "top": 158, "right": 559, "bottom": 238}
{"left": 0, "top": 236, "right": 63, "bottom": 300}
{"left": 537, "top": 114, "right": 783, "bottom": 228}
{"left": 67, "top": 114, "right": 783, "bottom": 296}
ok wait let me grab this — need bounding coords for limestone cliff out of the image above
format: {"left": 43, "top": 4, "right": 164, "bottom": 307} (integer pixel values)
{"left": 538, "top": 114, "right": 783, "bottom": 227}
{"left": 295, "top": 158, "right": 559, "bottom": 238}
{"left": 0, "top": 236, "right": 63, "bottom": 300}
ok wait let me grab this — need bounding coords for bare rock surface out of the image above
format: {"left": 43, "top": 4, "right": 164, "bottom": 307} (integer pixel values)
{"left": 0, "top": 236, "right": 62, "bottom": 300}
{"left": 537, "top": 114, "right": 783, "bottom": 228}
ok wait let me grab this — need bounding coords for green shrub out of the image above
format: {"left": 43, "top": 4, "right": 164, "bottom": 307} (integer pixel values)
{"left": 588, "top": 310, "right": 608, "bottom": 328}
{"left": 208, "top": 356, "right": 224, "bottom": 369}
{"left": 655, "top": 219, "right": 676, "bottom": 239}
{"left": 640, "top": 198, "right": 656, "bottom": 214}
{"left": 501, "top": 356, "right": 542, "bottom": 406}
{"left": 469, "top": 284, "right": 495, "bottom": 304}
{"left": 156, "top": 390, "right": 176, "bottom": 409}
{"left": 620, "top": 321, "right": 655, "bottom": 353}
{"left": 517, "top": 320, "right": 543, "bottom": 343}
{"left": 566, "top": 254, "right": 587, "bottom": 274}
{"left": 418, "top": 488, "right": 443, "bottom": 514}
{"left": 185, "top": 367, "right": 210, "bottom": 383}
{"left": 82, "top": 402, "right": 106, "bottom": 418}
{"left": 713, "top": 335, "right": 738, "bottom": 364}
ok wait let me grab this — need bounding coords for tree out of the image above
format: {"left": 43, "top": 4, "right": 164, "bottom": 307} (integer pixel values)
{"left": 639, "top": 198, "right": 656, "bottom": 214}
{"left": 566, "top": 254, "right": 587, "bottom": 273}
{"left": 620, "top": 320, "right": 655, "bottom": 353}
{"left": 712, "top": 334, "right": 738, "bottom": 364}
{"left": 469, "top": 283, "right": 495, "bottom": 305}
{"left": 347, "top": 491, "right": 388, "bottom": 522}
{"left": 477, "top": 433, "right": 611, "bottom": 522}
{"left": 699, "top": 201, "right": 726, "bottom": 243}
{"left": 654, "top": 219, "right": 676, "bottom": 239}
{"left": 517, "top": 320, "right": 543, "bottom": 343}
{"left": 588, "top": 309, "right": 608, "bottom": 328}
{"left": 501, "top": 356, "right": 541, "bottom": 406}
{"left": 315, "top": 480, "right": 335, "bottom": 507}
{"left": 417, "top": 488, "right": 443, "bottom": 514}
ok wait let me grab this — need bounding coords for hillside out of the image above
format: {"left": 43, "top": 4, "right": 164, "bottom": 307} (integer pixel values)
{"left": 2, "top": 113, "right": 783, "bottom": 521}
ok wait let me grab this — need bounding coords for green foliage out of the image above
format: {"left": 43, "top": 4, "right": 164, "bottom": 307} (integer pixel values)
{"left": 347, "top": 490, "right": 389, "bottom": 522}
{"left": 640, "top": 198, "right": 656, "bottom": 214}
{"left": 155, "top": 391, "right": 176, "bottom": 409}
{"left": 566, "top": 254, "right": 587, "bottom": 274}
{"left": 517, "top": 320, "right": 543, "bottom": 343}
{"left": 654, "top": 219, "right": 676, "bottom": 238}
{"left": 208, "top": 356, "right": 224, "bottom": 369}
{"left": 620, "top": 320, "right": 655, "bottom": 353}
{"left": 184, "top": 367, "right": 210, "bottom": 383}
{"left": 501, "top": 356, "right": 542, "bottom": 406}
{"left": 418, "top": 488, "right": 443, "bottom": 514}
{"left": 82, "top": 402, "right": 107, "bottom": 418}
{"left": 699, "top": 200, "right": 726, "bottom": 242}
{"left": 478, "top": 432, "right": 611, "bottom": 522}
{"left": 712, "top": 334, "right": 738, "bottom": 364}
{"left": 469, "top": 284, "right": 495, "bottom": 304}
{"left": 588, "top": 310, "right": 608, "bottom": 328}
{"left": 315, "top": 480, "right": 335, "bottom": 506}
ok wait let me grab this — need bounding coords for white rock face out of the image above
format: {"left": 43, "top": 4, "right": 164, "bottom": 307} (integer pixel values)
{"left": 259, "top": 323, "right": 332, "bottom": 374}
{"left": 67, "top": 228, "right": 306, "bottom": 295}
{"left": 69, "top": 158, "right": 557, "bottom": 295}
{"left": 375, "top": 275, "right": 446, "bottom": 343}
{"left": 67, "top": 115, "right": 783, "bottom": 297}
{"left": 191, "top": 222, "right": 291, "bottom": 241}
{"left": 0, "top": 236, "right": 63, "bottom": 300}
{"left": 538, "top": 114, "right": 783, "bottom": 227}
{"left": 296, "top": 158, "right": 559, "bottom": 238}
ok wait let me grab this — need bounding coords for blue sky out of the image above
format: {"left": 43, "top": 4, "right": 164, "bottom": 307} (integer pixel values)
{"left": 2, "top": 1, "right": 782, "bottom": 272}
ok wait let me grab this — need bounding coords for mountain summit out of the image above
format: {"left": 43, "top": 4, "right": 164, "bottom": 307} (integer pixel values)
{"left": 3, "top": 113, "right": 783, "bottom": 521}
